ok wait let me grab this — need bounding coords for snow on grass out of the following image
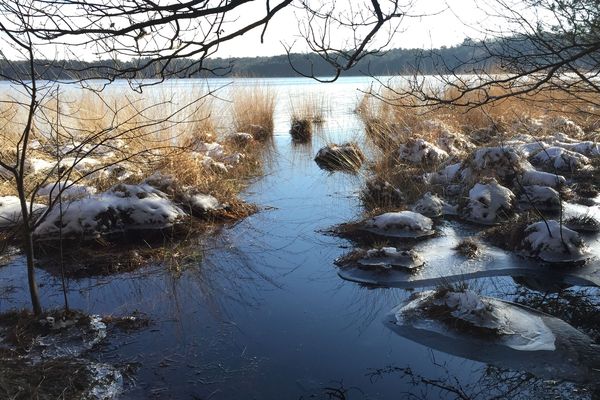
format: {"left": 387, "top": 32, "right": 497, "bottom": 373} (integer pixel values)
{"left": 521, "top": 220, "right": 589, "bottom": 263}
{"left": 362, "top": 210, "right": 434, "bottom": 238}
{"left": 0, "top": 196, "right": 46, "bottom": 228}
{"left": 557, "top": 141, "right": 600, "bottom": 157}
{"left": 423, "top": 162, "right": 461, "bottom": 184}
{"left": 546, "top": 116, "right": 585, "bottom": 138}
{"left": 518, "top": 185, "right": 561, "bottom": 211}
{"left": 396, "top": 289, "right": 556, "bottom": 351}
{"left": 412, "top": 192, "right": 457, "bottom": 217}
{"left": 520, "top": 170, "right": 566, "bottom": 188}
{"left": 38, "top": 181, "right": 97, "bottom": 201}
{"left": 359, "top": 247, "right": 425, "bottom": 270}
{"left": 397, "top": 138, "right": 448, "bottom": 165}
{"left": 34, "top": 184, "right": 186, "bottom": 239}
{"left": 462, "top": 180, "right": 515, "bottom": 225}
{"left": 530, "top": 147, "right": 590, "bottom": 171}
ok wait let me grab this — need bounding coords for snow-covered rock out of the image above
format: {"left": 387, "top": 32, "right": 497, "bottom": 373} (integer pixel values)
{"left": 34, "top": 184, "right": 186, "bottom": 239}
{"left": 360, "top": 211, "right": 434, "bottom": 238}
{"left": 462, "top": 180, "right": 515, "bottom": 225}
{"left": 0, "top": 196, "right": 46, "bottom": 228}
{"left": 518, "top": 185, "right": 561, "bottom": 211}
{"left": 520, "top": 170, "right": 566, "bottom": 188}
{"left": 412, "top": 192, "right": 457, "bottom": 217}
{"left": 395, "top": 289, "right": 556, "bottom": 351}
{"left": 38, "top": 181, "right": 97, "bottom": 201}
{"left": 530, "top": 147, "right": 590, "bottom": 171}
{"left": 397, "top": 138, "right": 448, "bottom": 165}
{"left": 520, "top": 220, "right": 589, "bottom": 263}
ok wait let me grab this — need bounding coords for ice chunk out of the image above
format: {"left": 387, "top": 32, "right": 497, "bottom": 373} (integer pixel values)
{"left": 396, "top": 290, "right": 556, "bottom": 351}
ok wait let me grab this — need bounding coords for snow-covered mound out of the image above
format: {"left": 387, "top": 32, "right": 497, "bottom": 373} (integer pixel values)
{"left": 530, "top": 147, "right": 590, "bottom": 171}
{"left": 363, "top": 177, "right": 404, "bottom": 205}
{"left": 0, "top": 157, "right": 55, "bottom": 179}
{"left": 228, "top": 132, "right": 254, "bottom": 145}
{"left": 422, "top": 120, "right": 475, "bottom": 156}
{"left": 557, "top": 141, "right": 600, "bottom": 157}
{"left": 461, "top": 180, "right": 515, "bottom": 225}
{"left": 397, "top": 138, "right": 448, "bottom": 165}
{"left": 412, "top": 192, "right": 457, "bottom": 217}
{"left": 341, "top": 247, "right": 425, "bottom": 271}
{"left": 59, "top": 157, "right": 101, "bottom": 174}
{"left": 360, "top": 211, "right": 434, "bottom": 238}
{"left": 35, "top": 184, "right": 186, "bottom": 239}
{"left": 179, "top": 192, "right": 221, "bottom": 215}
{"left": 314, "top": 143, "right": 365, "bottom": 171}
{"left": 518, "top": 185, "right": 561, "bottom": 211}
{"left": 462, "top": 146, "right": 527, "bottom": 182}
{"left": 423, "top": 162, "right": 462, "bottom": 184}
{"left": 0, "top": 196, "right": 46, "bottom": 228}
{"left": 546, "top": 116, "right": 585, "bottom": 138}
{"left": 38, "top": 181, "right": 97, "bottom": 201}
{"left": 520, "top": 220, "right": 589, "bottom": 263}
{"left": 520, "top": 170, "right": 566, "bottom": 188}
{"left": 565, "top": 215, "right": 600, "bottom": 233}
{"left": 395, "top": 289, "right": 556, "bottom": 351}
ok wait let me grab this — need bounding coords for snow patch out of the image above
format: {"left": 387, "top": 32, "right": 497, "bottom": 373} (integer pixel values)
{"left": 35, "top": 184, "right": 186, "bottom": 239}
{"left": 398, "top": 138, "right": 448, "bottom": 165}
{"left": 521, "top": 220, "right": 589, "bottom": 263}
{"left": 361, "top": 211, "right": 434, "bottom": 238}
{"left": 462, "top": 180, "right": 515, "bottom": 225}
{"left": 412, "top": 192, "right": 457, "bottom": 217}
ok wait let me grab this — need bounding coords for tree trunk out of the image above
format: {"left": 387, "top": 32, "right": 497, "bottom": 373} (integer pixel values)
{"left": 23, "top": 228, "right": 42, "bottom": 316}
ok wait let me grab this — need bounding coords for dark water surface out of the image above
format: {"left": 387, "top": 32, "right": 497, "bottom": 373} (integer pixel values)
{"left": 0, "top": 77, "right": 598, "bottom": 399}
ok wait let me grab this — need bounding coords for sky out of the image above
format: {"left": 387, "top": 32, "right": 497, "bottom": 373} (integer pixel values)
{"left": 214, "top": 0, "right": 495, "bottom": 58}
{"left": 0, "top": 0, "right": 531, "bottom": 61}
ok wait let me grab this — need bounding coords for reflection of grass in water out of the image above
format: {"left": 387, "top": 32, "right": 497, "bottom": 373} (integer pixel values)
{"left": 365, "top": 362, "right": 589, "bottom": 400}
{"left": 0, "top": 358, "right": 104, "bottom": 400}
{"left": 514, "top": 286, "right": 600, "bottom": 342}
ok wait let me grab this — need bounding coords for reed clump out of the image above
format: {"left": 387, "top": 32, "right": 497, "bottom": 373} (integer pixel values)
{"left": 232, "top": 86, "right": 276, "bottom": 140}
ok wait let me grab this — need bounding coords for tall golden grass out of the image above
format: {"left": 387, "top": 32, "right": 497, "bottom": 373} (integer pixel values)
{"left": 0, "top": 87, "right": 265, "bottom": 219}
{"left": 232, "top": 85, "right": 275, "bottom": 140}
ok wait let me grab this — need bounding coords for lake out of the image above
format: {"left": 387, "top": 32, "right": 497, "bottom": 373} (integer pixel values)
{"left": 0, "top": 76, "right": 597, "bottom": 399}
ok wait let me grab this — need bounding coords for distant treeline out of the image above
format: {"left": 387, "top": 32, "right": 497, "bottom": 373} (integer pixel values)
{"left": 0, "top": 36, "right": 578, "bottom": 80}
